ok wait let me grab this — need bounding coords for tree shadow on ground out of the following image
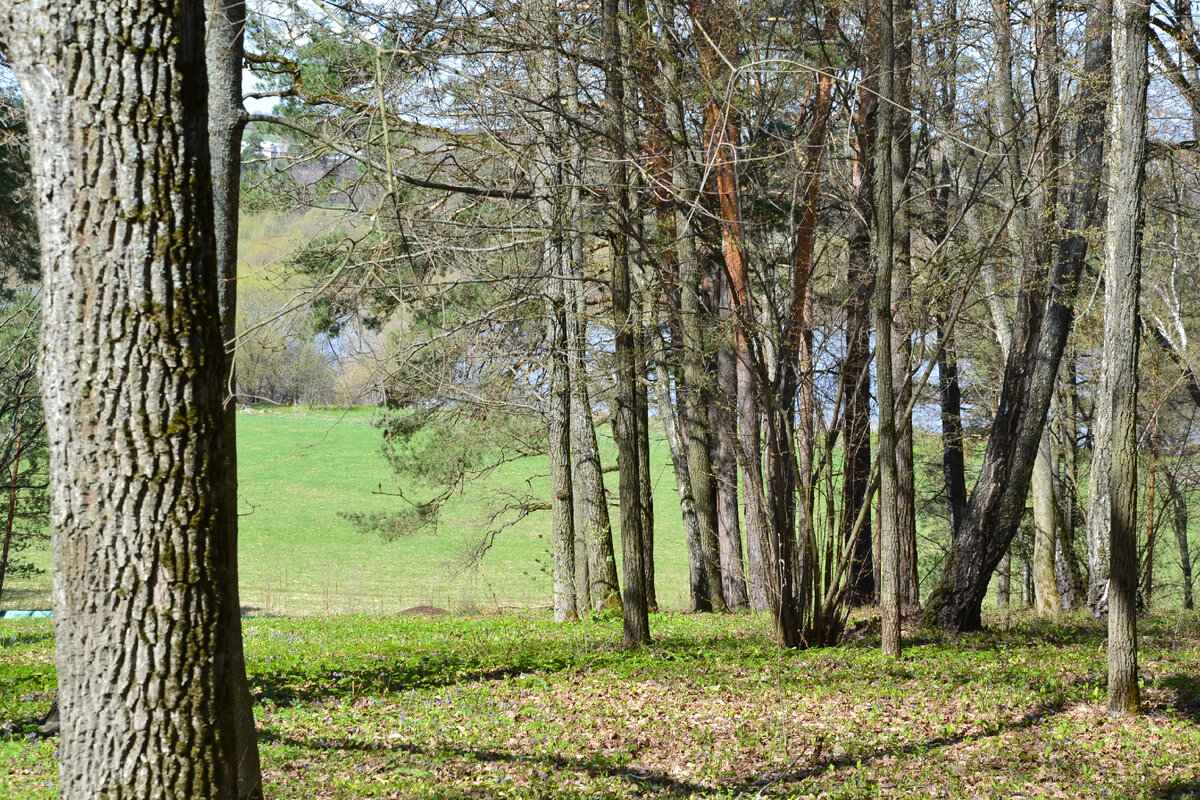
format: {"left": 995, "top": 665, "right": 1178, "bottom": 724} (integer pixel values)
{"left": 248, "top": 631, "right": 792, "bottom": 705}
{"left": 263, "top": 697, "right": 1069, "bottom": 797}
{"left": 1159, "top": 780, "right": 1200, "bottom": 799}
{"left": 1158, "top": 674, "right": 1200, "bottom": 724}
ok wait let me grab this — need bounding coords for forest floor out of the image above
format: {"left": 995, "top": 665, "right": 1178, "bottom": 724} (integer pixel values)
{"left": 3, "top": 610, "right": 1200, "bottom": 799}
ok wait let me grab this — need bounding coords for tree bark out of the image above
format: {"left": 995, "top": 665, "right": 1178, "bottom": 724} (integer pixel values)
{"left": 635, "top": 293, "right": 658, "bottom": 614}
{"left": 5, "top": 1, "right": 240, "bottom": 795}
{"left": 604, "top": 0, "right": 650, "bottom": 646}
{"left": 204, "top": 1, "right": 265, "bottom": 793}
{"left": 1166, "top": 471, "right": 1194, "bottom": 610}
{"left": 1054, "top": 356, "right": 1085, "bottom": 610}
{"left": 843, "top": 83, "right": 877, "bottom": 607}
{"left": 546, "top": 255, "right": 577, "bottom": 623}
{"left": 890, "top": 0, "right": 918, "bottom": 611}
{"left": 712, "top": 270, "right": 749, "bottom": 609}
{"left": 678, "top": 227, "right": 725, "bottom": 612}
{"left": 1032, "top": 430, "right": 1063, "bottom": 613}
{"left": 565, "top": 256, "right": 621, "bottom": 616}
{"left": 937, "top": 313, "right": 967, "bottom": 540}
{"left": 876, "top": 0, "right": 902, "bottom": 657}
{"left": 1142, "top": 444, "right": 1156, "bottom": 607}
{"left": 1091, "top": 0, "right": 1148, "bottom": 714}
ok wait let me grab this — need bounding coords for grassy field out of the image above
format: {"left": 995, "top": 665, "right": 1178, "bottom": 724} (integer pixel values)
{"left": 3, "top": 610, "right": 1200, "bottom": 798}
{"left": 0, "top": 406, "right": 696, "bottom": 614}
{"left": 4, "top": 403, "right": 1193, "bottom": 614}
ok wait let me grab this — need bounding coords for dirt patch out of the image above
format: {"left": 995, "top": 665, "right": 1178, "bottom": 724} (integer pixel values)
{"left": 400, "top": 605, "right": 449, "bottom": 616}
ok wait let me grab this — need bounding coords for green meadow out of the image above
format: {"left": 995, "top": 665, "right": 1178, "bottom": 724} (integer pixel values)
{"left": 0, "top": 406, "right": 694, "bottom": 615}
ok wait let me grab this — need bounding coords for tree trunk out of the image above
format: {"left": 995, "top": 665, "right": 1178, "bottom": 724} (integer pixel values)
{"left": 1032, "top": 430, "right": 1063, "bottom": 613}
{"left": 738, "top": 346, "right": 770, "bottom": 611}
{"left": 1028, "top": 0, "right": 1063, "bottom": 619}
{"left": 891, "top": 0, "right": 918, "bottom": 611}
{"left": 204, "top": 2, "right": 265, "bottom": 793}
{"left": 1142, "top": 444, "right": 1156, "bottom": 608}
{"left": 922, "top": 0, "right": 1110, "bottom": 633}
{"left": 937, "top": 314, "right": 967, "bottom": 540}
{"left": 712, "top": 271, "right": 749, "bottom": 609}
{"left": 1054, "top": 356, "right": 1085, "bottom": 610}
{"left": 645, "top": 311, "right": 709, "bottom": 617}
{"left": 546, "top": 257, "right": 577, "bottom": 623}
{"left": 0, "top": 430, "right": 20, "bottom": 606}
{"left": 679, "top": 226, "right": 725, "bottom": 612}
{"left": 635, "top": 294, "right": 658, "bottom": 614}
{"left": 562, "top": 51, "right": 598, "bottom": 619}
{"left": 843, "top": 83, "right": 877, "bottom": 607}
{"left": 1092, "top": 0, "right": 1148, "bottom": 714}
{"left": 6, "top": 1, "right": 240, "bottom": 795}
{"left": 876, "top": 0, "right": 902, "bottom": 657}
{"left": 1166, "top": 471, "right": 1194, "bottom": 610}
{"left": 566, "top": 254, "right": 621, "bottom": 616}
{"left": 604, "top": 0, "right": 650, "bottom": 647}
{"left": 997, "top": 553, "right": 1012, "bottom": 607}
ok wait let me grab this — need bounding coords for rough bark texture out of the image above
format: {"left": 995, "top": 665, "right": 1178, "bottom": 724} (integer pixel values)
{"left": 922, "top": 0, "right": 1110, "bottom": 633}
{"left": 1054, "top": 358, "right": 1085, "bottom": 610}
{"left": 890, "top": 0, "right": 918, "bottom": 611}
{"left": 712, "top": 272, "right": 748, "bottom": 609}
{"left": 876, "top": 0, "right": 901, "bottom": 657}
{"left": 843, "top": 84, "right": 877, "bottom": 607}
{"left": 604, "top": 0, "right": 650, "bottom": 647}
{"left": 937, "top": 315, "right": 967, "bottom": 539}
{"left": 1142, "top": 446, "right": 1157, "bottom": 607}
{"left": 1032, "top": 431, "right": 1063, "bottom": 614}
{"left": 635, "top": 296, "right": 658, "bottom": 614}
{"left": 5, "top": 1, "right": 240, "bottom": 796}
{"left": 547, "top": 264, "right": 577, "bottom": 623}
{"left": 679, "top": 245, "right": 724, "bottom": 612}
{"left": 565, "top": 251, "right": 621, "bottom": 615}
{"left": 204, "top": 1, "right": 265, "bottom": 793}
{"left": 1094, "top": 0, "right": 1148, "bottom": 714}
{"left": 1028, "top": 0, "right": 1062, "bottom": 618}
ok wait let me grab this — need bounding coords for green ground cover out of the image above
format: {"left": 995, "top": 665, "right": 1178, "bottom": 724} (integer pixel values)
{"left": 3, "top": 611, "right": 1199, "bottom": 798}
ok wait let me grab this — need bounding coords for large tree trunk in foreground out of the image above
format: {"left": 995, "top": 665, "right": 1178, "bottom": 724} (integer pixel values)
{"left": 679, "top": 244, "right": 725, "bottom": 612}
{"left": 1092, "top": 0, "right": 1148, "bottom": 715}
{"left": 5, "top": 1, "right": 240, "bottom": 796}
{"left": 205, "top": 1, "right": 265, "bottom": 794}
{"left": 922, "top": 0, "right": 1110, "bottom": 633}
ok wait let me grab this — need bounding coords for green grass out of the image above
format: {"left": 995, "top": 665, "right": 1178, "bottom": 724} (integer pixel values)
{"left": 0, "top": 406, "right": 702, "bottom": 616}
{"left": 233, "top": 406, "right": 693, "bottom": 615}
{"left": 3, "top": 610, "right": 1200, "bottom": 798}
{"left": 4, "top": 404, "right": 1194, "bottom": 615}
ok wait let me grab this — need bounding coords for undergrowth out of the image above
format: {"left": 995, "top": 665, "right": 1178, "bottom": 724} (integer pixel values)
{"left": 3, "top": 610, "right": 1199, "bottom": 798}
